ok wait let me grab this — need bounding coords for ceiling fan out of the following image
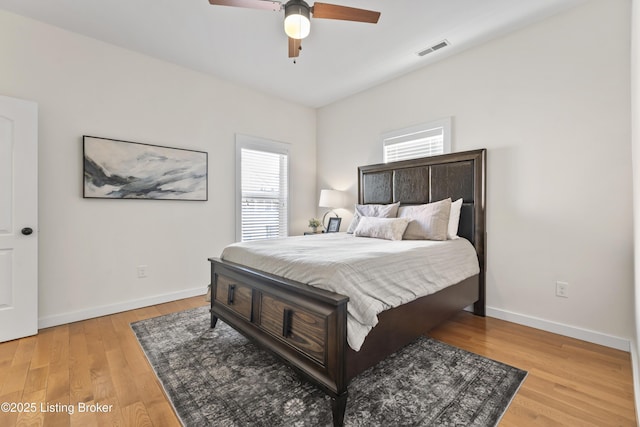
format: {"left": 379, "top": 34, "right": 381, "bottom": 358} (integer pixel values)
{"left": 208, "top": 0, "right": 381, "bottom": 59}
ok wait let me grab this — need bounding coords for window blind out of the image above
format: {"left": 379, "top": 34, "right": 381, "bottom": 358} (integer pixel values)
{"left": 240, "top": 148, "right": 288, "bottom": 241}
{"left": 382, "top": 118, "right": 451, "bottom": 163}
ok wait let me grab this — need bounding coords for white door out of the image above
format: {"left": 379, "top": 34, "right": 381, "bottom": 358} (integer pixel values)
{"left": 0, "top": 95, "right": 38, "bottom": 342}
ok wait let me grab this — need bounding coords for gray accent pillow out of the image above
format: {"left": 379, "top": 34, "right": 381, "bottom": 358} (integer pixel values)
{"left": 347, "top": 202, "right": 400, "bottom": 233}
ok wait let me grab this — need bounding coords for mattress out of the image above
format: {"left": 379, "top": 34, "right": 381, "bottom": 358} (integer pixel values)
{"left": 221, "top": 233, "right": 480, "bottom": 351}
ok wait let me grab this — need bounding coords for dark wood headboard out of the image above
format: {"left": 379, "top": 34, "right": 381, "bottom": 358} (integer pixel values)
{"left": 357, "top": 149, "right": 486, "bottom": 315}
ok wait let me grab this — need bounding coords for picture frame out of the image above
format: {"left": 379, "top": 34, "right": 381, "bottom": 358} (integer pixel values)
{"left": 83, "top": 135, "right": 208, "bottom": 201}
{"left": 326, "top": 217, "right": 342, "bottom": 233}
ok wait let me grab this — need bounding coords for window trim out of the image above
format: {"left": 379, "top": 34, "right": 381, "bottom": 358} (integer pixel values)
{"left": 235, "top": 134, "right": 290, "bottom": 242}
{"left": 381, "top": 117, "right": 452, "bottom": 163}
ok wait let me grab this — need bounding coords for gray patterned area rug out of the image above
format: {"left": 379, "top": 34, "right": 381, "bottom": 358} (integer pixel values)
{"left": 131, "top": 306, "right": 526, "bottom": 426}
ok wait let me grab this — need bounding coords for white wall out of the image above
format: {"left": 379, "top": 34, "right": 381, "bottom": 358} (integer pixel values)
{"left": 318, "top": 0, "right": 634, "bottom": 348}
{"left": 0, "top": 10, "right": 317, "bottom": 326}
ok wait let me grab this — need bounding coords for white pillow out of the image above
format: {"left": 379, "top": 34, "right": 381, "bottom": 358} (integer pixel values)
{"left": 448, "top": 198, "right": 463, "bottom": 239}
{"left": 347, "top": 202, "right": 400, "bottom": 234}
{"left": 353, "top": 217, "right": 410, "bottom": 241}
{"left": 398, "top": 198, "right": 451, "bottom": 241}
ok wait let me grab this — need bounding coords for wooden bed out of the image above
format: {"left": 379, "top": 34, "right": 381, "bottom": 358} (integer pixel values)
{"left": 208, "top": 149, "right": 486, "bottom": 426}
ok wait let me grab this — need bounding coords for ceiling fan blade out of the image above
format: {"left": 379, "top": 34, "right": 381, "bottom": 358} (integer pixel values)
{"left": 288, "top": 37, "right": 301, "bottom": 58}
{"left": 208, "top": 0, "right": 281, "bottom": 12}
{"left": 311, "top": 2, "right": 380, "bottom": 23}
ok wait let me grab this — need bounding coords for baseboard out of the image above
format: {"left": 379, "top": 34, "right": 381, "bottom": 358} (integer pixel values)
{"left": 630, "top": 340, "right": 640, "bottom": 424}
{"left": 486, "top": 306, "right": 631, "bottom": 352}
{"left": 38, "top": 296, "right": 631, "bottom": 352}
{"left": 38, "top": 287, "right": 207, "bottom": 329}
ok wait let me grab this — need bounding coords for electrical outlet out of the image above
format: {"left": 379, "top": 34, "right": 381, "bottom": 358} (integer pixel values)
{"left": 137, "top": 265, "right": 148, "bottom": 279}
{"left": 556, "top": 281, "right": 568, "bottom": 298}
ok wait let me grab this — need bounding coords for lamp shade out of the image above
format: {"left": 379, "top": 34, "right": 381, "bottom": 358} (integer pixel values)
{"left": 318, "top": 189, "right": 345, "bottom": 208}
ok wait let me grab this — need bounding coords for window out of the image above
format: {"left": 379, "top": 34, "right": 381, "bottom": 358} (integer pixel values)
{"left": 382, "top": 117, "right": 451, "bottom": 163}
{"left": 236, "top": 135, "right": 290, "bottom": 242}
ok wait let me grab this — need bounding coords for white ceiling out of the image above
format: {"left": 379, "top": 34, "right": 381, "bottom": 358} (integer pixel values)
{"left": 0, "top": 0, "right": 585, "bottom": 108}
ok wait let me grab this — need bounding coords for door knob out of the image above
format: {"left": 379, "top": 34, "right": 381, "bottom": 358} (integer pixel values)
{"left": 21, "top": 227, "right": 33, "bottom": 236}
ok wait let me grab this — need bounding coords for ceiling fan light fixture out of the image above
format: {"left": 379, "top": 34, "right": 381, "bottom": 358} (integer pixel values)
{"left": 284, "top": 1, "right": 311, "bottom": 39}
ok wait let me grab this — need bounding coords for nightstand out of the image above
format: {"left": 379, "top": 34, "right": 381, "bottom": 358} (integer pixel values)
{"left": 304, "top": 231, "right": 325, "bottom": 235}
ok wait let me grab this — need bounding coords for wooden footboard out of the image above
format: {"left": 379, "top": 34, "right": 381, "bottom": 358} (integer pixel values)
{"left": 209, "top": 258, "right": 350, "bottom": 425}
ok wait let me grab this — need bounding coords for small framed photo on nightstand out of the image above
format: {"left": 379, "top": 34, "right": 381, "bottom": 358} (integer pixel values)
{"left": 326, "top": 217, "right": 342, "bottom": 233}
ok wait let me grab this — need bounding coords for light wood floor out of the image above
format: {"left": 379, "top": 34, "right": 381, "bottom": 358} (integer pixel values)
{"left": 0, "top": 296, "right": 636, "bottom": 426}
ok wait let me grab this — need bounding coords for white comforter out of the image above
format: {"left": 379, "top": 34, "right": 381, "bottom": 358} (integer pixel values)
{"left": 221, "top": 233, "right": 480, "bottom": 351}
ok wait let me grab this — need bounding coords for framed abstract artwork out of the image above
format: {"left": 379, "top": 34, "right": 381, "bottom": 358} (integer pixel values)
{"left": 83, "top": 136, "right": 208, "bottom": 201}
